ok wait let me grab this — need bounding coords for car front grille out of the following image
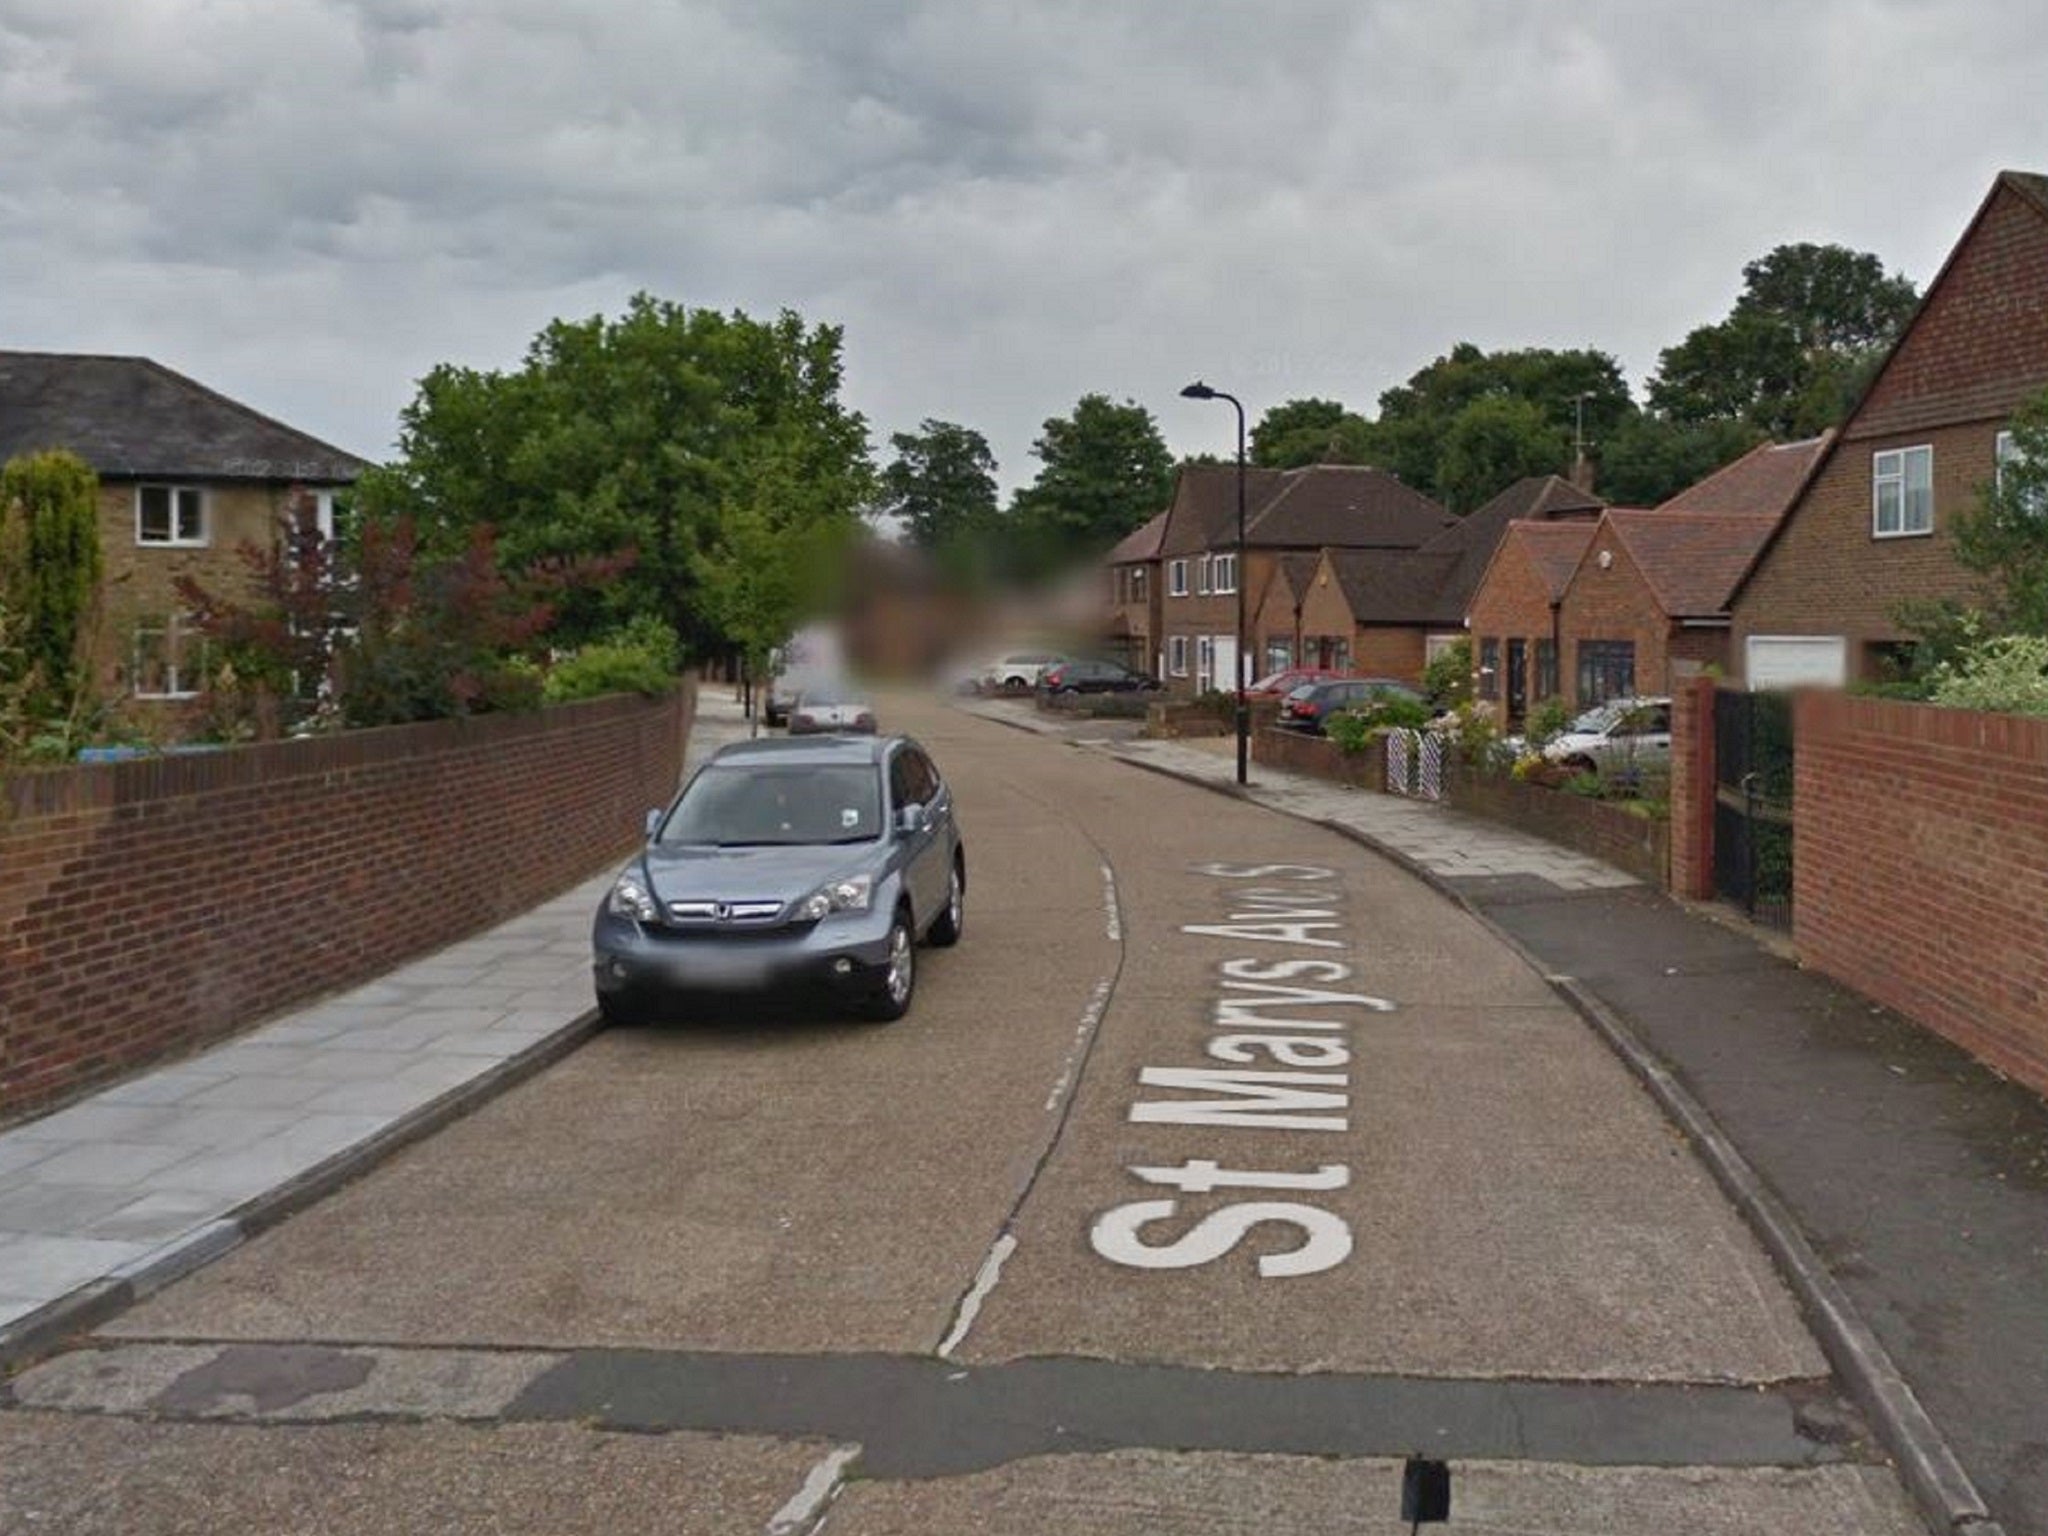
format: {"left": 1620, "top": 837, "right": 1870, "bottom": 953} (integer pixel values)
{"left": 664, "top": 899, "right": 787, "bottom": 925}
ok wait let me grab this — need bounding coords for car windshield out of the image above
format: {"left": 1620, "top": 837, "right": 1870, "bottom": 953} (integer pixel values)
{"left": 798, "top": 684, "right": 859, "bottom": 708}
{"left": 1569, "top": 702, "right": 1629, "bottom": 734}
{"left": 1282, "top": 682, "right": 1319, "bottom": 702}
{"left": 657, "top": 763, "right": 882, "bottom": 847}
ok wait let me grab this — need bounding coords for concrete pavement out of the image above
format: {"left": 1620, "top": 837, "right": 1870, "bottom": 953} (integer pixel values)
{"left": 0, "top": 689, "right": 752, "bottom": 1365}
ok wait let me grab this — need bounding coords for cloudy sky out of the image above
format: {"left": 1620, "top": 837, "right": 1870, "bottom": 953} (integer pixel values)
{"left": 1, "top": 0, "right": 2039, "bottom": 489}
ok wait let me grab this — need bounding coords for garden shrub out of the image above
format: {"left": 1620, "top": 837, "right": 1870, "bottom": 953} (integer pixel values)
{"left": 543, "top": 618, "right": 681, "bottom": 703}
{"left": 1929, "top": 633, "right": 2048, "bottom": 715}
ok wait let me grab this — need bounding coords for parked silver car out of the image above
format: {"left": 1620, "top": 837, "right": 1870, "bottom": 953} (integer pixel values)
{"left": 1543, "top": 697, "right": 1673, "bottom": 775}
{"left": 592, "top": 735, "right": 964, "bottom": 1023}
{"left": 787, "top": 682, "right": 877, "bottom": 735}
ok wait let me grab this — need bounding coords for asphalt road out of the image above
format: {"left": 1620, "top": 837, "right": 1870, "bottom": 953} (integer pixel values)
{"left": 0, "top": 691, "right": 1926, "bottom": 1534}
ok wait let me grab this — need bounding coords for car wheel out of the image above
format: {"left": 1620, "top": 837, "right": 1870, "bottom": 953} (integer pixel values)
{"left": 862, "top": 908, "right": 917, "bottom": 1021}
{"left": 928, "top": 854, "right": 965, "bottom": 947}
{"left": 1563, "top": 755, "right": 1598, "bottom": 775}
{"left": 597, "top": 992, "right": 646, "bottom": 1028}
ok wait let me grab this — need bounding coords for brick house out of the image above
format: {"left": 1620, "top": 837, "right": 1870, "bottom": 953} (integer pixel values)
{"left": 1154, "top": 463, "right": 1448, "bottom": 694}
{"left": 1465, "top": 520, "right": 1597, "bottom": 722}
{"left": 1728, "top": 170, "right": 2048, "bottom": 687}
{"left": 1247, "top": 553, "right": 1320, "bottom": 677}
{"left": 1555, "top": 508, "right": 1781, "bottom": 708}
{"left": 0, "top": 351, "right": 368, "bottom": 702}
{"left": 1100, "top": 508, "right": 1167, "bottom": 675}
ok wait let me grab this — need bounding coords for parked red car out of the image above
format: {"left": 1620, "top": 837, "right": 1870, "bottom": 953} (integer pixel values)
{"left": 1247, "top": 667, "right": 1350, "bottom": 697}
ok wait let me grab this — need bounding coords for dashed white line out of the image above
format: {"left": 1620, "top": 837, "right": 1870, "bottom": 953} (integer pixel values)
{"left": 935, "top": 1232, "right": 1017, "bottom": 1359}
{"left": 1043, "top": 978, "right": 1113, "bottom": 1113}
{"left": 765, "top": 1445, "right": 859, "bottom": 1536}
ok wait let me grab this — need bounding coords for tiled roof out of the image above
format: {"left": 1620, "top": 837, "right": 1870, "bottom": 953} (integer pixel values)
{"left": 1659, "top": 433, "right": 1831, "bottom": 517}
{"left": 1245, "top": 463, "right": 1453, "bottom": 548}
{"left": 1605, "top": 509, "right": 1780, "bottom": 617}
{"left": 1508, "top": 521, "right": 1599, "bottom": 602}
{"left": 1327, "top": 547, "right": 1462, "bottom": 626}
{"left": 1275, "top": 551, "right": 1320, "bottom": 601}
{"left": 0, "top": 351, "right": 369, "bottom": 482}
{"left": 1417, "top": 473, "right": 1604, "bottom": 617}
{"left": 1104, "top": 508, "right": 1168, "bottom": 564}
{"left": 1157, "top": 463, "right": 1288, "bottom": 556}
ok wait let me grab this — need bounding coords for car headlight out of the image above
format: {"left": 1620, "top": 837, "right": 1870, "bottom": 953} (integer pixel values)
{"left": 797, "top": 874, "right": 873, "bottom": 921}
{"left": 607, "top": 873, "right": 659, "bottom": 922}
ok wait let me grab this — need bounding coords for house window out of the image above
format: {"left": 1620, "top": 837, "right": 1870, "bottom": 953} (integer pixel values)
{"left": 1132, "top": 567, "right": 1148, "bottom": 601}
{"left": 1576, "top": 639, "right": 1636, "bottom": 707}
{"left": 1168, "top": 559, "right": 1188, "bottom": 597}
{"left": 137, "top": 485, "right": 207, "bottom": 547}
{"left": 1168, "top": 634, "right": 1189, "bottom": 675}
{"left": 1477, "top": 637, "right": 1500, "bottom": 700}
{"left": 1213, "top": 552, "right": 1237, "bottom": 594}
{"left": 1265, "top": 639, "right": 1291, "bottom": 673}
{"left": 1535, "top": 638, "right": 1558, "bottom": 700}
{"left": 1196, "top": 555, "right": 1212, "bottom": 595}
{"left": 1872, "top": 445, "right": 1933, "bottom": 538}
{"left": 1196, "top": 634, "right": 1215, "bottom": 689}
{"left": 132, "top": 615, "right": 209, "bottom": 699}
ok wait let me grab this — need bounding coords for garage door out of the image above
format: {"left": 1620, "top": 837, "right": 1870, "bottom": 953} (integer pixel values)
{"left": 1746, "top": 635, "right": 1846, "bottom": 691}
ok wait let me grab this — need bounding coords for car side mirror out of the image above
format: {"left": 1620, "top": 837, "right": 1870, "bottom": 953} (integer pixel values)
{"left": 894, "top": 804, "right": 928, "bottom": 836}
{"left": 645, "top": 808, "right": 663, "bottom": 838}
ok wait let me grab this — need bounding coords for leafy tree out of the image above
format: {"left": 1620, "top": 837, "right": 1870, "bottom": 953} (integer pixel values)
{"left": 1950, "top": 387, "right": 2048, "bottom": 634}
{"left": 1250, "top": 398, "right": 1376, "bottom": 468}
{"left": 878, "top": 419, "right": 998, "bottom": 551}
{"left": 1598, "top": 415, "right": 1765, "bottom": 507}
{"left": 363, "top": 294, "right": 872, "bottom": 656}
{"left": 1006, "top": 394, "right": 1174, "bottom": 576}
{"left": 1435, "top": 396, "right": 1562, "bottom": 513}
{"left": 0, "top": 449, "right": 102, "bottom": 716}
{"left": 1371, "top": 345, "right": 1630, "bottom": 505}
{"left": 1648, "top": 243, "right": 1917, "bottom": 438}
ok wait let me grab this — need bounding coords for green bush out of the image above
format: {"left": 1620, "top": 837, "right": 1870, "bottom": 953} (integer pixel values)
{"left": 1524, "top": 695, "right": 1571, "bottom": 750}
{"left": 1324, "top": 711, "right": 1376, "bottom": 754}
{"left": 1423, "top": 637, "right": 1473, "bottom": 710}
{"left": 1929, "top": 633, "right": 2048, "bottom": 715}
{"left": 543, "top": 618, "right": 681, "bottom": 703}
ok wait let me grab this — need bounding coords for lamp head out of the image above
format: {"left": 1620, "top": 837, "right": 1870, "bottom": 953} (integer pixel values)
{"left": 1180, "top": 381, "right": 1217, "bottom": 400}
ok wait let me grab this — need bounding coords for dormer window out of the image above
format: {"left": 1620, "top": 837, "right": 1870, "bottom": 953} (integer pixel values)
{"left": 137, "top": 485, "right": 207, "bottom": 547}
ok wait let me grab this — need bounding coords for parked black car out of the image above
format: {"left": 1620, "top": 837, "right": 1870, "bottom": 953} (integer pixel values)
{"left": 1277, "top": 677, "right": 1423, "bottom": 734}
{"left": 1040, "top": 658, "right": 1162, "bottom": 694}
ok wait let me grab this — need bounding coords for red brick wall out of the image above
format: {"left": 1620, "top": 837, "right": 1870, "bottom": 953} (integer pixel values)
{"left": 1252, "top": 725, "right": 1386, "bottom": 787}
{"left": 1558, "top": 531, "right": 1677, "bottom": 704}
{"left": 1349, "top": 627, "right": 1427, "bottom": 683}
{"left": 1668, "top": 677, "right": 1717, "bottom": 900}
{"left": 1794, "top": 691, "right": 2048, "bottom": 1095}
{"left": 1468, "top": 537, "right": 1560, "bottom": 712}
{"left": 0, "top": 686, "right": 694, "bottom": 1121}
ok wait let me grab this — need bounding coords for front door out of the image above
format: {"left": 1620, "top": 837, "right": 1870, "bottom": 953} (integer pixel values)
{"left": 1506, "top": 639, "right": 1528, "bottom": 722}
{"left": 1213, "top": 635, "right": 1238, "bottom": 694}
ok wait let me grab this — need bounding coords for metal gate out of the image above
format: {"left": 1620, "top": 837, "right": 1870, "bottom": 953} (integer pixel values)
{"left": 1385, "top": 729, "right": 1446, "bottom": 801}
{"left": 1712, "top": 690, "right": 1795, "bottom": 927}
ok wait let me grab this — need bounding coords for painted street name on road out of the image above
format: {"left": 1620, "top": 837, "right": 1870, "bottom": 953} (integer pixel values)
{"left": 1090, "top": 863, "right": 1392, "bottom": 1280}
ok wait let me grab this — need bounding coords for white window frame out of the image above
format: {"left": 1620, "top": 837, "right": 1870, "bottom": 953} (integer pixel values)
{"left": 1132, "top": 566, "right": 1148, "bottom": 601}
{"left": 1872, "top": 445, "right": 1933, "bottom": 538}
{"left": 1213, "top": 552, "right": 1237, "bottom": 595}
{"left": 131, "top": 614, "right": 209, "bottom": 699}
{"left": 1168, "top": 634, "right": 1189, "bottom": 675}
{"left": 1994, "top": 430, "right": 2043, "bottom": 513}
{"left": 1168, "top": 558, "right": 1189, "bottom": 597}
{"left": 1196, "top": 554, "right": 1212, "bottom": 595}
{"left": 136, "top": 484, "right": 208, "bottom": 548}
{"left": 1196, "top": 635, "right": 1215, "bottom": 690}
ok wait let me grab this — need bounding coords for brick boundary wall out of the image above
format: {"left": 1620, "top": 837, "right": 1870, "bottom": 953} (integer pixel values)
{"left": 0, "top": 683, "right": 695, "bottom": 1122}
{"left": 1251, "top": 727, "right": 1387, "bottom": 788}
{"left": 1668, "top": 676, "right": 1718, "bottom": 900}
{"left": 1444, "top": 768, "right": 1671, "bottom": 889}
{"left": 1795, "top": 691, "right": 2048, "bottom": 1097}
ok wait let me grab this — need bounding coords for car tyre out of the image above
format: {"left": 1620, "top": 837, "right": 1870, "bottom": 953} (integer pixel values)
{"left": 928, "top": 854, "right": 965, "bottom": 947}
{"left": 597, "top": 992, "right": 646, "bottom": 1028}
{"left": 1563, "top": 755, "right": 1598, "bottom": 775}
{"left": 862, "top": 908, "right": 917, "bottom": 1022}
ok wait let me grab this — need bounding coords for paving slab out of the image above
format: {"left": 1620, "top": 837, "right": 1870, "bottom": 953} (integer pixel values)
{"left": 826, "top": 1450, "right": 1922, "bottom": 1536}
{"left": 0, "top": 1413, "right": 823, "bottom": 1536}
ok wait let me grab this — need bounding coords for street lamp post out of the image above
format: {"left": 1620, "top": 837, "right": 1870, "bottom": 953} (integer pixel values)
{"left": 1180, "top": 380, "right": 1249, "bottom": 786}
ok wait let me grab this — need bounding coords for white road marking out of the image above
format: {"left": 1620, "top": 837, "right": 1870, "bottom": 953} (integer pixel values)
{"left": 1102, "top": 862, "right": 1122, "bottom": 940}
{"left": 1043, "top": 978, "right": 1114, "bottom": 1112}
{"left": 935, "top": 1232, "right": 1017, "bottom": 1359}
{"left": 765, "top": 1445, "right": 859, "bottom": 1536}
